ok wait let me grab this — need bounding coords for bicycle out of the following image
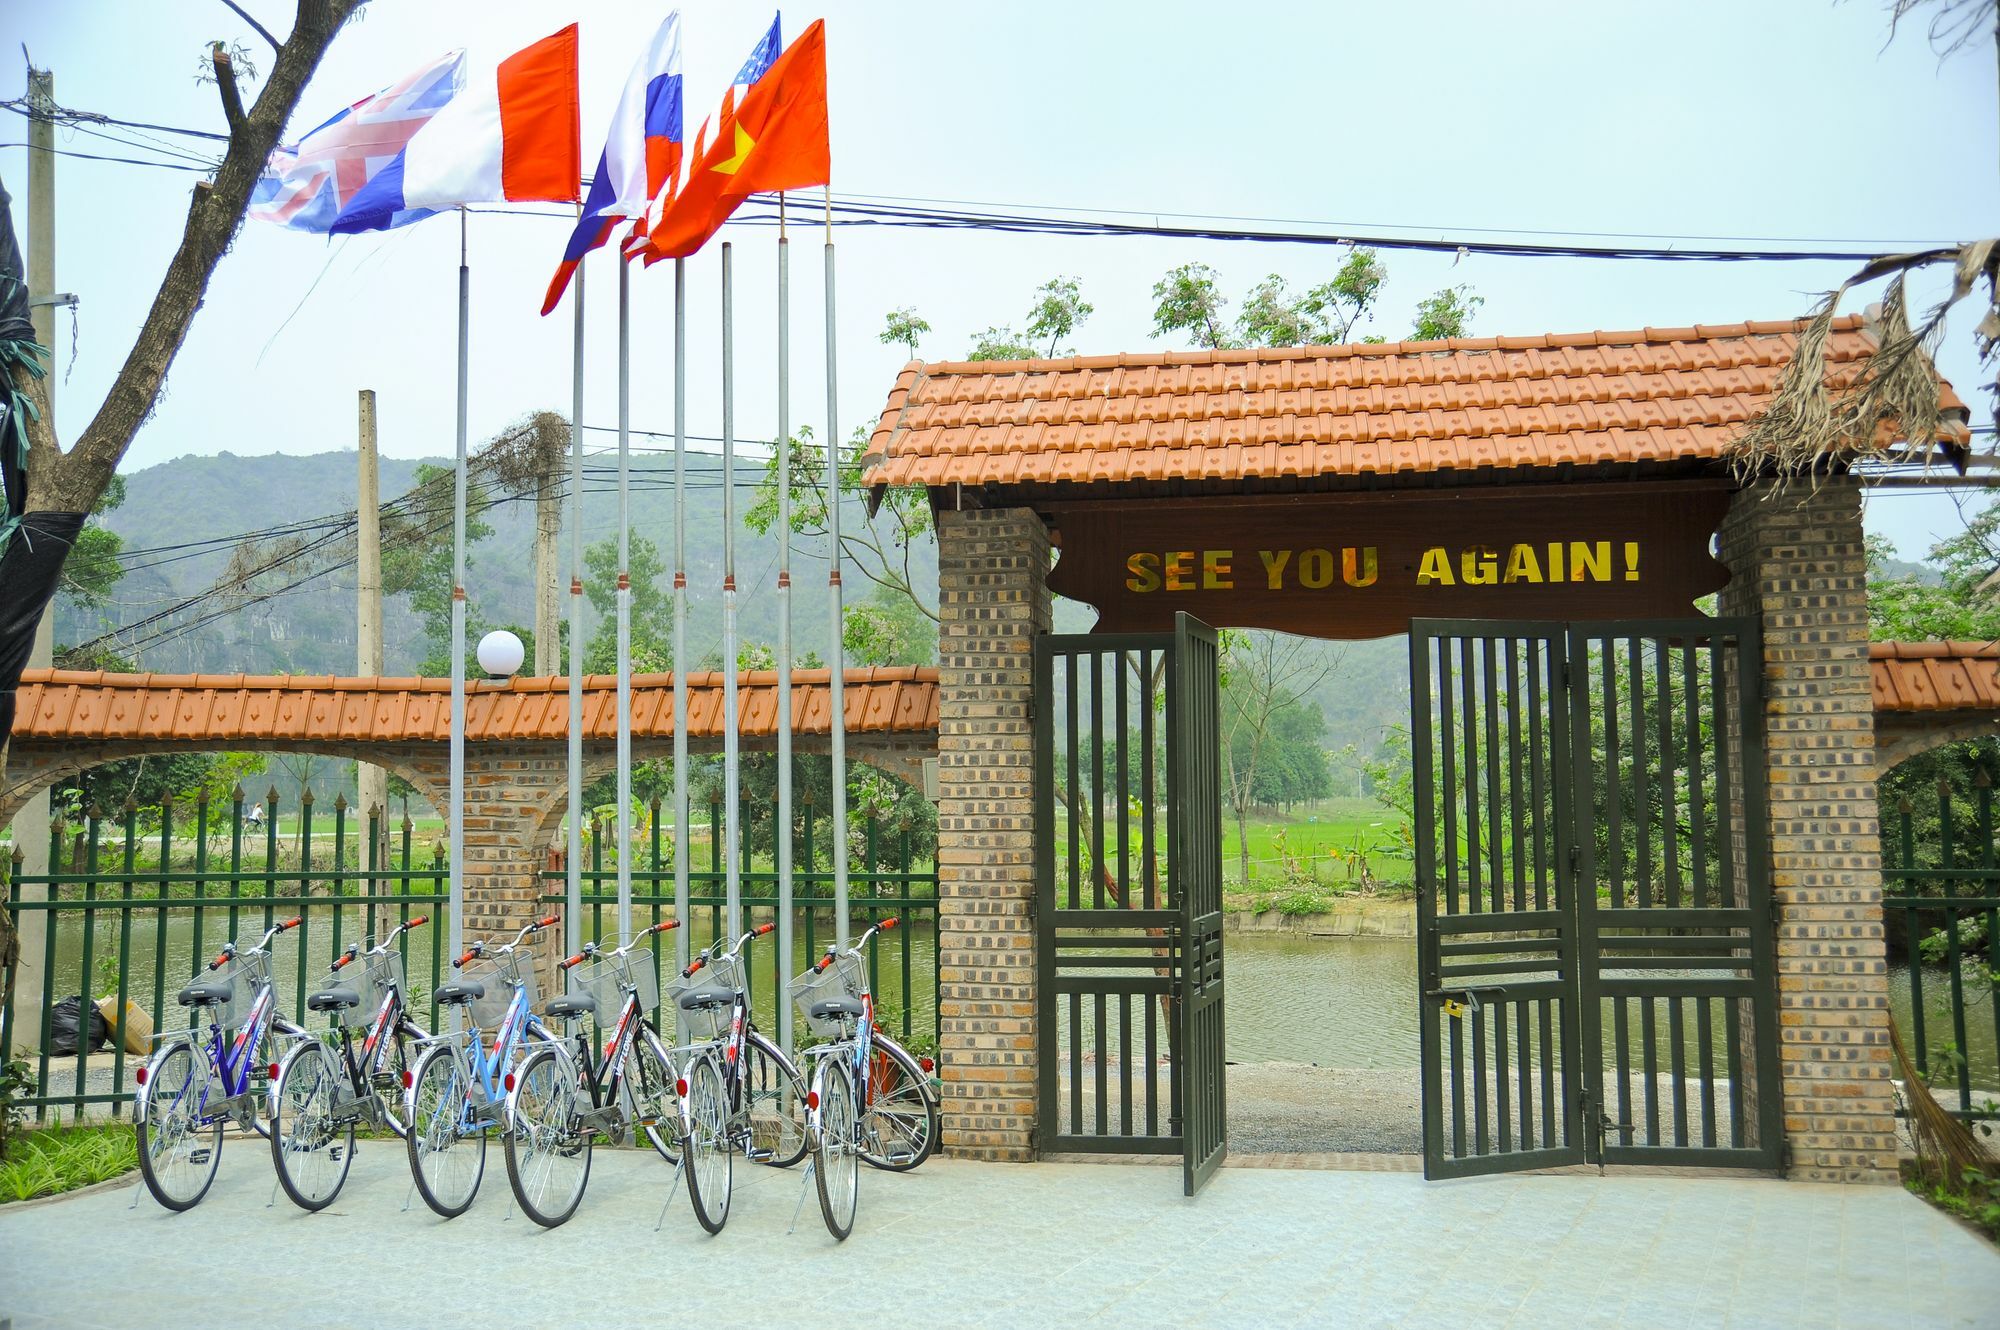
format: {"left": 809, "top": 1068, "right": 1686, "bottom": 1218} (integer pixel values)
{"left": 132, "top": 917, "right": 308, "bottom": 1212}
{"left": 502, "top": 918, "right": 685, "bottom": 1228}
{"left": 401, "top": 913, "right": 561, "bottom": 1219}
{"left": 786, "top": 918, "right": 923, "bottom": 1239}
{"left": 671, "top": 922, "right": 811, "bottom": 1234}
{"left": 267, "top": 915, "right": 435, "bottom": 1212}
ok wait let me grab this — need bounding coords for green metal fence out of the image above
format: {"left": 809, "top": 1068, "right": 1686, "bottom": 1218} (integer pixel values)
{"left": 3, "top": 787, "right": 449, "bottom": 1122}
{"left": 1882, "top": 772, "right": 2000, "bottom": 1121}
{"left": 535, "top": 796, "right": 939, "bottom": 1052}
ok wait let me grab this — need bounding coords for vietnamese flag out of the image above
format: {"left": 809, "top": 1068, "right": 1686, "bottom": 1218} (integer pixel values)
{"left": 636, "top": 19, "right": 828, "bottom": 261}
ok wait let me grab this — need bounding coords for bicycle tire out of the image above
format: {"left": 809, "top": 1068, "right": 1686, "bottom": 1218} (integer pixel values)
{"left": 504, "top": 1044, "right": 593, "bottom": 1229}
{"left": 270, "top": 1040, "right": 355, "bottom": 1212}
{"left": 681, "top": 1052, "right": 732, "bottom": 1234}
{"left": 742, "top": 1030, "right": 809, "bottom": 1168}
{"left": 626, "top": 1024, "right": 681, "bottom": 1164}
{"left": 859, "top": 1034, "right": 940, "bottom": 1172}
{"left": 813, "top": 1059, "right": 859, "bottom": 1241}
{"left": 135, "top": 1039, "right": 221, "bottom": 1212}
{"left": 372, "top": 1019, "right": 419, "bottom": 1140}
{"left": 405, "top": 1045, "right": 485, "bottom": 1219}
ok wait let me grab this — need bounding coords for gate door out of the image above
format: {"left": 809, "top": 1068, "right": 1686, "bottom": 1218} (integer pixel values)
{"left": 1411, "top": 618, "right": 1782, "bottom": 1179}
{"left": 1035, "top": 612, "right": 1226, "bottom": 1194}
{"left": 1412, "top": 622, "right": 1586, "bottom": 1178}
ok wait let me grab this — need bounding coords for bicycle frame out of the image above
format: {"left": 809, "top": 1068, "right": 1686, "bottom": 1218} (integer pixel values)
{"left": 139, "top": 920, "right": 304, "bottom": 1129}
{"left": 312, "top": 919, "right": 433, "bottom": 1122}
{"left": 534, "top": 919, "right": 682, "bottom": 1137}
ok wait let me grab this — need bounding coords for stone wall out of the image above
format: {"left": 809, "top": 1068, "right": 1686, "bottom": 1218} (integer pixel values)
{"left": 1717, "top": 476, "right": 1899, "bottom": 1183}
{"left": 933, "top": 506, "right": 1051, "bottom": 1161}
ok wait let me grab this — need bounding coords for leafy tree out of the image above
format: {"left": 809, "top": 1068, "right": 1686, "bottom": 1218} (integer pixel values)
{"left": 843, "top": 585, "right": 937, "bottom": 666}
{"left": 583, "top": 531, "right": 673, "bottom": 673}
{"left": 1866, "top": 500, "right": 2000, "bottom": 641}
{"left": 968, "top": 326, "right": 1039, "bottom": 361}
{"left": 382, "top": 462, "right": 495, "bottom": 676}
{"left": 1220, "top": 631, "right": 1344, "bottom": 882}
{"left": 747, "top": 424, "right": 936, "bottom": 624}
{"left": 1411, "top": 284, "right": 1484, "bottom": 341}
{"left": 880, "top": 307, "right": 930, "bottom": 357}
{"left": 1151, "top": 262, "right": 1232, "bottom": 349}
{"left": 56, "top": 475, "right": 128, "bottom": 610}
{"left": 1026, "top": 277, "right": 1093, "bottom": 358}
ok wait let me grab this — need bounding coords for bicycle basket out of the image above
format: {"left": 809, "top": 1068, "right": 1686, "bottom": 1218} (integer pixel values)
{"left": 309, "top": 967, "right": 371, "bottom": 1029}
{"left": 788, "top": 951, "right": 866, "bottom": 1038}
{"left": 311, "top": 945, "right": 405, "bottom": 1030}
{"left": 569, "top": 950, "right": 660, "bottom": 1024}
{"left": 458, "top": 948, "right": 538, "bottom": 1036}
{"left": 206, "top": 948, "right": 274, "bottom": 1033}
{"left": 663, "top": 953, "right": 742, "bottom": 1044}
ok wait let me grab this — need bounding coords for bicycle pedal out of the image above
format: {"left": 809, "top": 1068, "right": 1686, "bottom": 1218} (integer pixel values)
{"left": 190, "top": 1149, "right": 212, "bottom": 1164}
{"left": 746, "top": 1147, "right": 775, "bottom": 1162}
{"left": 470, "top": 1100, "right": 508, "bottom": 1125}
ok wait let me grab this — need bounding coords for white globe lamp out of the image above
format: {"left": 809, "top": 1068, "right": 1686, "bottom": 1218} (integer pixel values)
{"left": 477, "top": 629, "right": 526, "bottom": 681}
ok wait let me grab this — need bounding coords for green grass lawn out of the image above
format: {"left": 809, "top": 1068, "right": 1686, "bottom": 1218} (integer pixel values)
{"left": 1221, "top": 798, "right": 1411, "bottom": 887}
{"left": 0, "top": 1124, "right": 137, "bottom": 1204}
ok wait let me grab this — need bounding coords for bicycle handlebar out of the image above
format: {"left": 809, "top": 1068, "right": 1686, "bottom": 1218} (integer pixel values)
{"left": 455, "top": 913, "right": 561, "bottom": 969}
{"left": 210, "top": 915, "right": 304, "bottom": 969}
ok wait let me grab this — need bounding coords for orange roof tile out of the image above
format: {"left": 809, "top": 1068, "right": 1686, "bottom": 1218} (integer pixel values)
{"left": 864, "top": 316, "right": 1970, "bottom": 491}
{"left": 1870, "top": 641, "right": 2000, "bottom": 713}
{"left": 10, "top": 669, "right": 939, "bottom": 744}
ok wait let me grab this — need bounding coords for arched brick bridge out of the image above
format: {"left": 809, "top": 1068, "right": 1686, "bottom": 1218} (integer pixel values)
{"left": 5, "top": 667, "right": 938, "bottom": 937}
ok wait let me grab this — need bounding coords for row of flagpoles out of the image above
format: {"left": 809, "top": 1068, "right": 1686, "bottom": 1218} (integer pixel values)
{"left": 250, "top": 12, "right": 846, "bottom": 1051}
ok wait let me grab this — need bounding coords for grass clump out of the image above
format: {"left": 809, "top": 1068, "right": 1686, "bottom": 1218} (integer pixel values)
{"left": 0, "top": 1125, "right": 138, "bottom": 1204}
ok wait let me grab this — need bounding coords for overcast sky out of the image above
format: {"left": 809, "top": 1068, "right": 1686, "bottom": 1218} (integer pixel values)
{"left": 7, "top": 0, "right": 1996, "bottom": 561}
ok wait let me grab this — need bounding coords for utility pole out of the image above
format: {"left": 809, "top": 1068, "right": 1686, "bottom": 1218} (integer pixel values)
{"left": 356, "top": 390, "right": 388, "bottom": 867}
{"left": 8, "top": 60, "right": 56, "bottom": 1052}
{"left": 533, "top": 430, "right": 560, "bottom": 676}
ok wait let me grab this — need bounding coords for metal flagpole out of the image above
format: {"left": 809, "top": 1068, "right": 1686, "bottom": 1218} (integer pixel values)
{"left": 721, "top": 243, "right": 742, "bottom": 944}
{"left": 775, "top": 196, "right": 794, "bottom": 1053}
{"left": 671, "top": 258, "right": 690, "bottom": 969}
{"left": 565, "top": 227, "right": 586, "bottom": 958}
{"left": 615, "top": 260, "right": 634, "bottom": 945}
{"left": 824, "top": 189, "right": 849, "bottom": 949}
{"left": 448, "top": 207, "right": 471, "bottom": 969}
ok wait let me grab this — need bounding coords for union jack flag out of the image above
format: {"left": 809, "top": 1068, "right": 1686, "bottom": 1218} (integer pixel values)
{"left": 250, "top": 50, "right": 464, "bottom": 233}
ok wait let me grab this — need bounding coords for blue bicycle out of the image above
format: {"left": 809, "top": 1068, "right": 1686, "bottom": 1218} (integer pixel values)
{"left": 401, "top": 914, "right": 560, "bottom": 1219}
{"left": 132, "top": 917, "right": 307, "bottom": 1212}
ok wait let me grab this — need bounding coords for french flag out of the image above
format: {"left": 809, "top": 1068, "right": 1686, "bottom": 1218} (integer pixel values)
{"left": 331, "top": 25, "right": 580, "bottom": 234}
{"left": 541, "top": 13, "right": 683, "bottom": 316}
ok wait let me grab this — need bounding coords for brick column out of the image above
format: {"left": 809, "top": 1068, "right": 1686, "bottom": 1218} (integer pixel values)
{"left": 1717, "top": 476, "right": 1899, "bottom": 1183}
{"left": 406, "top": 744, "right": 567, "bottom": 944}
{"left": 934, "top": 506, "right": 1051, "bottom": 1161}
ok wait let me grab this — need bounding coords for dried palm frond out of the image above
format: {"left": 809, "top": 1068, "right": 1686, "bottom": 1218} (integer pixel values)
{"left": 1891, "top": 1011, "right": 1995, "bottom": 1190}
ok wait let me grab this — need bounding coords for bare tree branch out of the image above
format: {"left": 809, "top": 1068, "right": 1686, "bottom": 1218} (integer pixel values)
{"left": 219, "top": 0, "right": 282, "bottom": 52}
{"left": 210, "top": 43, "right": 248, "bottom": 136}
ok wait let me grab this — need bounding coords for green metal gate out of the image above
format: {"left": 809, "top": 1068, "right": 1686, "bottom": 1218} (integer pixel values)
{"left": 1411, "top": 618, "right": 1783, "bottom": 1179}
{"left": 1035, "top": 612, "right": 1226, "bottom": 1193}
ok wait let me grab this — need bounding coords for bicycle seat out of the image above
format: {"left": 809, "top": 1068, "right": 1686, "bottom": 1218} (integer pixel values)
{"left": 307, "top": 986, "right": 360, "bottom": 1013}
{"left": 809, "top": 997, "right": 864, "bottom": 1022}
{"left": 677, "top": 985, "right": 735, "bottom": 1012}
{"left": 436, "top": 980, "right": 486, "bottom": 1006}
{"left": 545, "top": 993, "right": 596, "bottom": 1019}
{"left": 177, "top": 979, "right": 234, "bottom": 1008}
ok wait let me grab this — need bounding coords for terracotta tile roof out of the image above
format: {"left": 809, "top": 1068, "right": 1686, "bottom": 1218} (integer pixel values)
{"left": 10, "top": 668, "right": 939, "bottom": 744}
{"left": 864, "top": 316, "right": 1970, "bottom": 490}
{"left": 1870, "top": 641, "right": 2000, "bottom": 713}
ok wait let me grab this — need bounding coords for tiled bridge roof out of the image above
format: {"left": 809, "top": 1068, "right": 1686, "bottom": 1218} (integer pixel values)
{"left": 1869, "top": 641, "right": 2000, "bottom": 714}
{"left": 865, "top": 315, "right": 1969, "bottom": 492}
{"left": 9, "top": 667, "right": 940, "bottom": 744}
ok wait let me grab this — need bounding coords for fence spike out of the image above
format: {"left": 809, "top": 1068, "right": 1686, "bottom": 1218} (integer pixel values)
{"left": 196, "top": 785, "right": 210, "bottom": 807}
{"left": 334, "top": 792, "right": 348, "bottom": 811}
{"left": 1898, "top": 794, "right": 1915, "bottom": 815}
{"left": 301, "top": 787, "right": 315, "bottom": 806}
{"left": 232, "top": 783, "right": 246, "bottom": 803}
{"left": 121, "top": 794, "right": 138, "bottom": 816}
{"left": 86, "top": 802, "right": 104, "bottom": 822}
{"left": 266, "top": 786, "right": 280, "bottom": 806}
{"left": 10, "top": 846, "right": 21, "bottom": 866}
{"left": 1937, "top": 776, "right": 1953, "bottom": 800}
{"left": 1976, "top": 768, "right": 1993, "bottom": 790}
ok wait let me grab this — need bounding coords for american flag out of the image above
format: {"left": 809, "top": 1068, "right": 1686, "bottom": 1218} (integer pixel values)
{"left": 250, "top": 50, "right": 464, "bottom": 233}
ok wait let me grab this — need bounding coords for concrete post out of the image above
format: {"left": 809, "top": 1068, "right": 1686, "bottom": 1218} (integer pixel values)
{"left": 356, "top": 391, "right": 388, "bottom": 866}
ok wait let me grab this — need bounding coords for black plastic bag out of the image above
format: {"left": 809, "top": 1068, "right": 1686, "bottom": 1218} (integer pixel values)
{"left": 48, "top": 994, "right": 108, "bottom": 1056}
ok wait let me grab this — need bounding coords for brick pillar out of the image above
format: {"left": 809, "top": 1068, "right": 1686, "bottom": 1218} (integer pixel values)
{"left": 1717, "top": 476, "right": 1899, "bottom": 1183}
{"left": 934, "top": 506, "right": 1051, "bottom": 1161}
{"left": 411, "top": 744, "right": 567, "bottom": 944}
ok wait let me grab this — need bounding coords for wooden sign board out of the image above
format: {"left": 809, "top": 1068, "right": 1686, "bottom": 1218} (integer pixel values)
{"left": 1044, "top": 483, "right": 1732, "bottom": 640}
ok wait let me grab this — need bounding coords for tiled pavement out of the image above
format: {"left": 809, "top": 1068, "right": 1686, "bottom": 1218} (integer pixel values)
{"left": 2, "top": 1143, "right": 1996, "bottom": 1329}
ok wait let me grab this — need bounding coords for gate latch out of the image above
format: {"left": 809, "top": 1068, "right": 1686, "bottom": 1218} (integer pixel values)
{"left": 1428, "top": 987, "right": 1497, "bottom": 1019}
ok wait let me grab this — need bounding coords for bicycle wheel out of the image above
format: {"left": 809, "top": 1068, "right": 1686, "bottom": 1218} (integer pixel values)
{"left": 135, "top": 1039, "right": 221, "bottom": 1212}
{"left": 269, "top": 1040, "right": 354, "bottom": 1212}
{"left": 814, "top": 1060, "right": 859, "bottom": 1241}
{"left": 405, "top": 1045, "right": 485, "bottom": 1218}
{"left": 860, "top": 1035, "right": 940, "bottom": 1172}
{"left": 741, "top": 1030, "right": 809, "bottom": 1168}
{"left": 624, "top": 1025, "right": 681, "bottom": 1164}
{"left": 681, "top": 1052, "right": 732, "bottom": 1234}
{"left": 504, "top": 1045, "right": 593, "bottom": 1229}
{"left": 372, "top": 1020, "right": 417, "bottom": 1140}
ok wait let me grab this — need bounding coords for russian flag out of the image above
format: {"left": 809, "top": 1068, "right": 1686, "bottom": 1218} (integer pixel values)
{"left": 541, "top": 13, "right": 683, "bottom": 316}
{"left": 331, "top": 25, "right": 580, "bottom": 235}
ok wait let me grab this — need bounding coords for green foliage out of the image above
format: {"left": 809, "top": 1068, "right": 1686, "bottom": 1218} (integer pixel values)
{"left": 1151, "top": 262, "right": 1232, "bottom": 348}
{"left": 967, "top": 326, "right": 1039, "bottom": 361}
{"left": 583, "top": 531, "right": 673, "bottom": 674}
{"left": 0, "top": 1125, "right": 138, "bottom": 1203}
{"left": 843, "top": 586, "right": 937, "bottom": 666}
{"left": 1025, "top": 276, "right": 1094, "bottom": 358}
{"left": 57, "top": 475, "right": 128, "bottom": 612}
{"left": 1867, "top": 510, "right": 2000, "bottom": 640}
{"left": 0, "top": 1059, "right": 28, "bottom": 1162}
{"left": 384, "top": 462, "right": 496, "bottom": 676}
{"left": 1906, "top": 1165, "right": 2000, "bottom": 1244}
{"left": 1410, "top": 284, "right": 1484, "bottom": 341}
{"left": 879, "top": 306, "right": 930, "bottom": 357}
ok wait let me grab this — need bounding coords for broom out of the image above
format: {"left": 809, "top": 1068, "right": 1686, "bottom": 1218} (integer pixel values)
{"left": 1889, "top": 1012, "right": 1995, "bottom": 1190}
